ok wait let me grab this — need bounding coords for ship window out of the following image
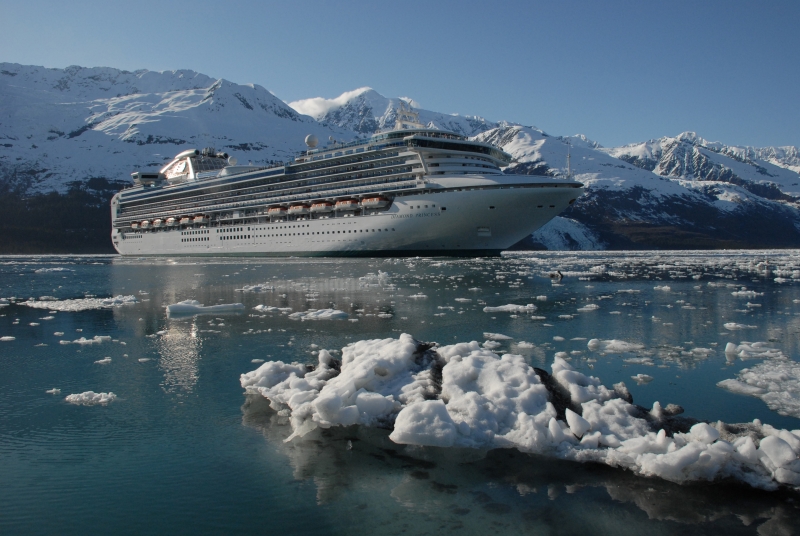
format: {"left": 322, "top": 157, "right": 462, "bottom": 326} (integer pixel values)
{"left": 441, "top": 207, "right": 447, "bottom": 211}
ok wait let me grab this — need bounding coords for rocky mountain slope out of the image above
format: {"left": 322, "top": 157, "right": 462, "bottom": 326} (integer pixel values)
{"left": 1, "top": 62, "right": 799, "bottom": 252}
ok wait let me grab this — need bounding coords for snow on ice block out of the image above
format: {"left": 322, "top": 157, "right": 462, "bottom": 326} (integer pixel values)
{"left": 166, "top": 300, "right": 245, "bottom": 314}
{"left": 65, "top": 391, "right": 117, "bottom": 406}
{"left": 389, "top": 400, "right": 458, "bottom": 447}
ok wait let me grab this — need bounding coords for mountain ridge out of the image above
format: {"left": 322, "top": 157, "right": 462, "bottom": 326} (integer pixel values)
{"left": 2, "top": 61, "right": 799, "bottom": 252}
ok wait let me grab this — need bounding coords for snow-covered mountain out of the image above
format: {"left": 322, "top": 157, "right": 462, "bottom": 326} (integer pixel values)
{"left": 289, "top": 87, "right": 499, "bottom": 137}
{"left": 2, "top": 61, "right": 799, "bottom": 251}
{"left": 606, "top": 132, "right": 800, "bottom": 198}
{"left": 0, "top": 62, "right": 351, "bottom": 194}
{"left": 483, "top": 126, "right": 800, "bottom": 249}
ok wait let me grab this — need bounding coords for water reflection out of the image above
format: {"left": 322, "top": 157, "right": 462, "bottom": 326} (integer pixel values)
{"left": 156, "top": 320, "right": 201, "bottom": 394}
{"left": 242, "top": 396, "right": 800, "bottom": 535}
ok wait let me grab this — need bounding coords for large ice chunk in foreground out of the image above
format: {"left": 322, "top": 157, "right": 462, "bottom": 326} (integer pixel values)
{"left": 241, "top": 334, "right": 800, "bottom": 490}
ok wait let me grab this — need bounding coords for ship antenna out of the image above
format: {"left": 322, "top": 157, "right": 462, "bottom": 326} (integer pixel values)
{"left": 566, "top": 138, "right": 572, "bottom": 179}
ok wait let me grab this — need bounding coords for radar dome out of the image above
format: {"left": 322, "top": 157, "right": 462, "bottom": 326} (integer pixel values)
{"left": 305, "top": 134, "right": 318, "bottom": 148}
{"left": 227, "top": 156, "right": 238, "bottom": 166}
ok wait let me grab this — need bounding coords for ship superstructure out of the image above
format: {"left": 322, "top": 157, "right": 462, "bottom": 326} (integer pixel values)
{"left": 111, "top": 109, "right": 583, "bottom": 256}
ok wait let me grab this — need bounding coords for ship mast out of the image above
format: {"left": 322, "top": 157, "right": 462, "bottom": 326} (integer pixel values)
{"left": 566, "top": 138, "right": 572, "bottom": 179}
{"left": 394, "top": 101, "right": 426, "bottom": 130}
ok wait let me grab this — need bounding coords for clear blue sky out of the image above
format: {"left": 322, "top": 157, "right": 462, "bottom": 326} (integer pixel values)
{"left": 2, "top": 0, "right": 798, "bottom": 148}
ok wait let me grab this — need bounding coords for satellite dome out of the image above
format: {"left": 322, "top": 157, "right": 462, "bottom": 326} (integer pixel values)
{"left": 305, "top": 134, "right": 318, "bottom": 148}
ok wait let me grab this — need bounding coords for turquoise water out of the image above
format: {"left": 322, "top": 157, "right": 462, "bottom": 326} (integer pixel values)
{"left": 1, "top": 252, "right": 799, "bottom": 534}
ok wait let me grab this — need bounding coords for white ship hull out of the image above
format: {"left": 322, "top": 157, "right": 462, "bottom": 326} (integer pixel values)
{"left": 113, "top": 179, "right": 580, "bottom": 257}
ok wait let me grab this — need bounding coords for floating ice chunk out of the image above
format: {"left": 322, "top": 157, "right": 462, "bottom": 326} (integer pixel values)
{"left": 235, "top": 284, "right": 275, "bottom": 292}
{"left": 482, "top": 340, "right": 502, "bottom": 349}
{"left": 717, "top": 379, "right": 766, "bottom": 396}
{"left": 631, "top": 374, "right": 654, "bottom": 384}
{"left": 65, "top": 391, "right": 117, "bottom": 406}
{"left": 138, "top": 358, "right": 152, "bottom": 363}
{"left": 0, "top": 336, "right": 15, "bottom": 341}
{"left": 34, "top": 267, "right": 73, "bottom": 273}
{"left": 482, "top": 304, "right": 537, "bottom": 313}
{"left": 516, "top": 341, "right": 535, "bottom": 349}
{"left": 718, "top": 358, "right": 800, "bottom": 417}
{"left": 617, "top": 289, "right": 640, "bottom": 294}
{"left": 587, "top": 339, "right": 645, "bottom": 353}
{"left": 253, "top": 305, "right": 293, "bottom": 313}
{"left": 536, "top": 296, "right": 547, "bottom": 301}
{"left": 654, "top": 285, "right": 671, "bottom": 291}
{"left": 22, "top": 295, "right": 138, "bottom": 312}
{"left": 289, "top": 309, "right": 348, "bottom": 321}
{"left": 241, "top": 333, "right": 800, "bottom": 490}
{"left": 731, "top": 290, "right": 764, "bottom": 298}
{"left": 45, "top": 388, "right": 61, "bottom": 395}
{"left": 724, "top": 341, "right": 784, "bottom": 360}
{"left": 483, "top": 332, "right": 512, "bottom": 341}
{"left": 62, "top": 335, "right": 112, "bottom": 345}
{"left": 724, "top": 323, "right": 757, "bottom": 331}
{"left": 576, "top": 303, "right": 599, "bottom": 312}
{"left": 553, "top": 336, "right": 565, "bottom": 342}
{"left": 166, "top": 300, "right": 245, "bottom": 314}
{"left": 454, "top": 298, "right": 472, "bottom": 303}
{"left": 94, "top": 357, "right": 112, "bottom": 364}
{"left": 408, "top": 294, "right": 428, "bottom": 299}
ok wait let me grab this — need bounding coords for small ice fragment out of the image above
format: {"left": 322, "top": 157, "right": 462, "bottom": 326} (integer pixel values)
{"left": 631, "top": 374, "right": 653, "bottom": 384}
{"left": 45, "top": 388, "right": 61, "bottom": 395}
{"left": 138, "top": 358, "right": 151, "bottom": 363}
{"left": 94, "top": 357, "right": 112, "bottom": 364}
{"left": 483, "top": 332, "right": 512, "bottom": 341}
{"left": 65, "top": 391, "right": 117, "bottom": 406}
{"left": 724, "top": 323, "right": 757, "bottom": 330}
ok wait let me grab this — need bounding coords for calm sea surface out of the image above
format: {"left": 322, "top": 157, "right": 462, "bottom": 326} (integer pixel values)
{"left": 1, "top": 251, "right": 799, "bottom": 535}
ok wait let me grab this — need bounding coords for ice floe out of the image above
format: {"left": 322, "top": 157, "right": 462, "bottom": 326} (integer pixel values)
{"left": 241, "top": 333, "right": 800, "bottom": 490}
{"left": 60, "top": 335, "right": 111, "bottom": 345}
{"left": 724, "top": 341, "right": 785, "bottom": 360}
{"left": 718, "top": 358, "right": 800, "bottom": 418}
{"left": 288, "top": 309, "right": 349, "bottom": 321}
{"left": 724, "top": 322, "right": 757, "bottom": 330}
{"left": 482, "top": 304, "right": 538, "bottom": 313}
{"left": 65, "top": 391, "right": 117, "bottom": 406}
{"left": 587, "top": 339, "right": 645, "bottom": 353}
{"left": 22, "top": 295, "right": 138, "bottom": 312}
{"left": 253, "top": 305, "right": 293, "bottom": 313}
{"left": 166, "top": 300, "right": 245, "bottom": 314}
{"left": 1, "top": 336, "right": 15, "bottom": 341}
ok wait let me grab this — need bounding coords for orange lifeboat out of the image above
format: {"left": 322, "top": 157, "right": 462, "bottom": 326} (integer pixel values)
{"left": 130, "top": 222, "right": 139, "bottom": 230}
{"left": 153, "top": 219, "right": 164, "bottom": 228}
{"left": 166, "top": 217, "right": 177, "bottom": 227}
{"left": 310, "top": 201, "right": 334, "bottom": 213}
{"left": 193, "top": 214, "right": 208, "bottom": 224}
{"left": 179, "top": 217, "right": 191, "bottom": 225}
{"left": 288, "top": 204, "right": 310, "bottom": 215}
{"left": 360, "top": 196, "right": 390, "bottom": 209}
{"left": 335, "top": 199, "right": 359, "bottom": 211}
{"left": 268, "top": 206, "right": 287, "bottom": 217}
{"left": 140, "top": 220, "right": 151, "bottom": 229}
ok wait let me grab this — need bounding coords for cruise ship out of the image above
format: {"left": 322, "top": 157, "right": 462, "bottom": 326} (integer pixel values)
{"left": 111, "top": 105, "right": 583, "bottom": 256}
